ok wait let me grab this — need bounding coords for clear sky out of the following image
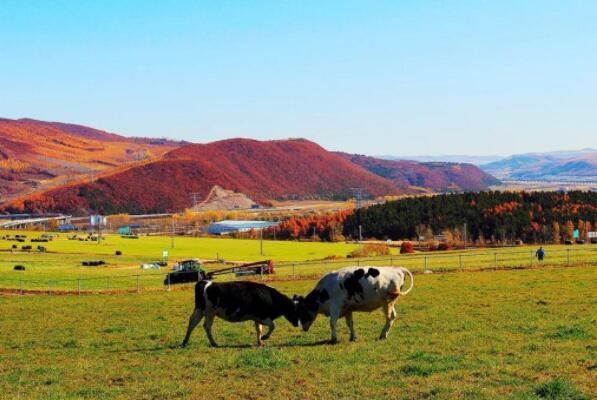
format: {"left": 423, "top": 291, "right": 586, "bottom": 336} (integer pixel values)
{"left": 1, "top": 1, "right": 596, "bottom": 156}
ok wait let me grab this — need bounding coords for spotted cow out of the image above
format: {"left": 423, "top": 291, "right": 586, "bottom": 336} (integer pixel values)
{"left": 181, "top": 280, "right": 299, "bottom": 347}
{"left": 295, "top": 266, "right": 414, "bottom": 343}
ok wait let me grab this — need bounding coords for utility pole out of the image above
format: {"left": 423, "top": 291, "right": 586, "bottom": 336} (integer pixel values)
{"left": 260, "top": 228, "right": 263, "bottom": 256}
{"left": 463, "top": 222, "right": 467, "bottom": 250}
{"left": 351, "top": 188, "right": 365, "bottom": 242}
{"left": 171, "top": 219, "right": 175, "bottom": 249}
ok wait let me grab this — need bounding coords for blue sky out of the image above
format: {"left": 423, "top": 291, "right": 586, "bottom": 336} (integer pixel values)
{"left": 1, "top": 1, "right": 596, "bottom": 156}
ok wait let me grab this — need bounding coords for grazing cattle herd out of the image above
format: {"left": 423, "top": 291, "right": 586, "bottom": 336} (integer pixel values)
{"left": 181, "top": 266, "right": 414, "bottom": 347}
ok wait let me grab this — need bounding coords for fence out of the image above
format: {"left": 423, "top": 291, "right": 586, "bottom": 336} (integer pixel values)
{"left": 273, "top": 246, "right": 597, "bottom": 278}
{"left": 0, "top": 246, "right": 595, "bottom": 295}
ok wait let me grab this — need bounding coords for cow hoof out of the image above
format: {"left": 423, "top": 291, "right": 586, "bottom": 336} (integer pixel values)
{"left": 180, "top": 342, "right": 187, "bottom": 348}
{"left": 260, "top": 335, "right": 271, "bottom": 341}
{"left": 209, "top": 343, "right": 219, "bottom": 348}
{"left": 378, "top": 336, "right": 387, "bottom": 340}
{"left": 330, "top": 339, "right": 338, "bottom": 345}
{"left": 349, "top": 336, "right": 357, "bottom": 342}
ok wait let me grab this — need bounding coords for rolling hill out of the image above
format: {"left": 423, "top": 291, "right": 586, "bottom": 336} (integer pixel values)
{"left": 1, "top": 119, "right": 502, "bottom": 215}
{"left": 3, "top": 138, "right": 403, "bottom": 215}
{"left": 0, "top": 118, "right": 181, "bottom": 202}
{"left": 337, "top": 153, "right": 500, "bottom": 192}
{"left": 482, "top": 149, "right": 597, "bottom": 181}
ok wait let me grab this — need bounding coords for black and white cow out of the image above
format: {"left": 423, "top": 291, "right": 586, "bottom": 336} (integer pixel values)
{"left": 295, "top": 266, "right": 413, "bottom": 343}
{"left": 181, "top": 280, "right": 299, "bottom": 347}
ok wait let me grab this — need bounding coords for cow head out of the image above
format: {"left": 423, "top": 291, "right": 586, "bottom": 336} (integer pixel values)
{"left": 293, "top": 294, "right": 319, "bottom": 332}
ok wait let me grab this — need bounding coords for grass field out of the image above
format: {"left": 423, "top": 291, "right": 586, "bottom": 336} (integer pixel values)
{"left": 1, "top": 230, "right": 596, "bottom": 291}
{"left": 0, "top": 230, "right": 362, "bottom": 262}
{"left": 1, "top": 266, "right": 595, "bottom": 399}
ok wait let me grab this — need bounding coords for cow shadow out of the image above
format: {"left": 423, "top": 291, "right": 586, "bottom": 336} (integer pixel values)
{"left": 110, "top": 339, "right": 334, "bottom": 352}
{"left": 272, "top": 339, "right": 332, "bottom": 348}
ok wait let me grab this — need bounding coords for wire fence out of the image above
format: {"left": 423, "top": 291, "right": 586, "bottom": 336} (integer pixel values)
{"left": 1, "top": 246, "right": 595, "bottom": 295}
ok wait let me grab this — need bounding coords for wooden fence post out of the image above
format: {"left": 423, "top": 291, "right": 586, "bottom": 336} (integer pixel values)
{"left": 567, "top": 248, "right": 570, "bottom": 266}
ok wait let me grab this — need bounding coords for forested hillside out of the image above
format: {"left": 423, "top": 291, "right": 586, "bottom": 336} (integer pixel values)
{"left": 343, "top": 191, "right": 597, "bottom": 243}
{"left": 337, "top": 153, "right": 500, "bottom": 192}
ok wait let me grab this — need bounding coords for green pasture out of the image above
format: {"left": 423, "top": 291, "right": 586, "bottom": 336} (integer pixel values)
{"left": 1, "top": 266, "right": 595, "bottom": 399}
{"left": 0, "top": 230, "right": 361, "bottom": 262}
{"left": 0, "top": 230, "right": 595, "bottom": 291}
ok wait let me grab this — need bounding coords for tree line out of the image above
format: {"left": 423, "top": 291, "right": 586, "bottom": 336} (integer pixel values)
{"left": 343, "top": 191, "right": 597, "bottom": 244}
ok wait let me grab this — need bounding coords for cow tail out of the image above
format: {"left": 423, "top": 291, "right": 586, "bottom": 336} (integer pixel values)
{"left": 401, "top": 267, "right": 414, "bottom": 295}
{"left": 194, "top": 280, "right": 212, "bottom": 309}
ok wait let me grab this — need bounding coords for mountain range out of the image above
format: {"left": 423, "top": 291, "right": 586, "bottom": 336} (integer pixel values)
{"left": 481, "top": 149, "right": 597, "bottom": 181}
{"left": 383, "top": 149, "right": 597, "bottom": 182}
{"left": 0, "top": 118, "right": 499, "bottom": 215}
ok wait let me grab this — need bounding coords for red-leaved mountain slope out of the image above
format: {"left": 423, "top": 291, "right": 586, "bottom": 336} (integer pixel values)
{"left": 337, "top": 153, "right": 500, "bottom": 192}
{"left": 5, "top": 139, "right": 403, "bottom": 214}
{"left": 0, "top": 118, "right": 180, "bottom": 202}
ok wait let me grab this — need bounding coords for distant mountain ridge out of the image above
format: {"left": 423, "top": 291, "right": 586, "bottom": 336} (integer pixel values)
{"left": 379, "top": 154, "right": 503, "bottom": 165}
{"left": 337, "top": 153, "right": 500, "bottom": 192}
{"left": 482, "top": 149, "right": 597, "bottom": 181}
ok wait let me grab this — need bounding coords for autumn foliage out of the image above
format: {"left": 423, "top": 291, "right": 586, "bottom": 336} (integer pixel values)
{"left": 400, "top": 241, "right": 415, "bottom": 254}
{"left": 264, "top": 209, "right": 353, "bottom": 242}
{"left": 3, "top": 139, "right": 399, "bottom": 215}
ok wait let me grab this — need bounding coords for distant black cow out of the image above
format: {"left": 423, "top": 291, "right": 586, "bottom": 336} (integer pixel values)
{"left": 14, "top": 265, "right": 26, "bottom": 271}
{"left": 181, "top": 281, "right": 299, "bottom": 347}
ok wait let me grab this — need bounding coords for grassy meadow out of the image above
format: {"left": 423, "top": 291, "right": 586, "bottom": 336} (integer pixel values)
{"left": 0, "top": 230, "right": 362, "bottom": 262}
{"left": 0, "top": 266, "right": 595, "bottom": 399}
{"left": 0, "top": 230, "right": 595, "bottom": 292}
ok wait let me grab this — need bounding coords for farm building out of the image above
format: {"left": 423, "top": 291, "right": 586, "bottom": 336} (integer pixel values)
{"left": 207, "top": 220, "right": 279, "bottom": 235}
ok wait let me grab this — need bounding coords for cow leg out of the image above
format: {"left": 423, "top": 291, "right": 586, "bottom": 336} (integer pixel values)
{"left": 260, "top": 319, "right": 275, "bottom": 341}
{"left": 203, "top": 313, "right": 218, "bottom": 347}
{"left": 181, "top": 307, "right": 204, "bottom": 347}
{"left": 379, "top": 302, "right": 397, "bottom": 340}
{"left": 254, "top": 321, "right": 264, "bottom": 346}
{"left": 345, "top": 312, "right": 357, "bottom": 342}
{"left": 329, "top": 311, "right": 340, "bottom": 344}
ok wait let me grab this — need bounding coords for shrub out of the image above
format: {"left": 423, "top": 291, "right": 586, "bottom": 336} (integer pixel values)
{"left": 400, "top": 241, "right": 415, "bottom": 254}
{"left": 437, "top": 242, "right": 452, "bottom": 251}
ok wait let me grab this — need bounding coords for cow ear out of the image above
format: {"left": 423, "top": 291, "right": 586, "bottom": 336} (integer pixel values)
{"left": 293, "top": 294, "right": 298, "bottom": 300}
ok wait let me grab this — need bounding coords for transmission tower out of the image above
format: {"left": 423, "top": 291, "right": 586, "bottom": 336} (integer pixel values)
{"left": 350, "top": 188, "right": 365, "bottom": 242}
{"left": 350, "top": 188, "right": 364, "bottom": 209}
{"left": 190, "top": 192, "right": 202, "bottom": 208}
